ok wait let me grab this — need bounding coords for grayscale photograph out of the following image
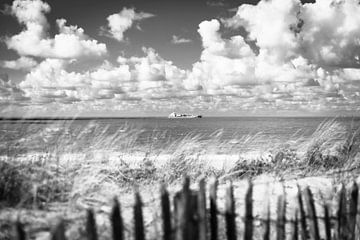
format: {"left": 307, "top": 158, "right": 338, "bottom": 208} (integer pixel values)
{"left": 0, "top": 0, "right": 360, "bottom": 239}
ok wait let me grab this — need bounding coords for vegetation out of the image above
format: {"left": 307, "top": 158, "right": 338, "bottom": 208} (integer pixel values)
{"left": 0, "top": 118, "right": 359, "bottom": 238}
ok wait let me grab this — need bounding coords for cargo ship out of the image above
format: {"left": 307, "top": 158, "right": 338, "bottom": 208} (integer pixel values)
{"left": 168, "top": 112, "right": 202, "bottom": 119}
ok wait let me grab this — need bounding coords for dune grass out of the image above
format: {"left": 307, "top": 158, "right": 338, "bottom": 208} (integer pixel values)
{"left": 0, "top": 118, "right": 359, "bottom": 209}
{"left": 0, "top": 119, "right": 357, "bottom": 203}
{"left": 0, "top": 118, "right": 360, "bottom": 239}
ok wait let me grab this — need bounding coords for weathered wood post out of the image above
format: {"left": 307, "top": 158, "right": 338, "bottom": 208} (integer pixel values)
{"left": 297, "top": 185, "right": 307, "bottom": 240}
{"left": 210, "top": 178, "right": 218, "bottom": 240}
{"left": 175, "top": 176, "right": 192, "bottom": 240}
{"left": 198, "top": 178, "right": 207, "bottom": 240}
{"left": 225, "top": 181, "right": 236, "bottom": 240}
{"left": 86, "top": 209, "right": 98, "bottom": 240}
{"left": 134, "top": 189, "right": 145, "bottom": 240}
{"left": 337, "top": 184, "right": 347, "bottom": 240}
{"left": 244, "top": 180, "right": 253, "bottom": 240}
{"left": 323, "top": 204, "right": 331, "bottom": 240}
{"left": 111, "top": 197, "right": 124, "bottom": 240}
{"left": 276, "top": 193, "right": 286, "bottom": 240}
{"left": 291, "top": 210, "right": 298, "bottom": 240}
{"left": 51, "top": 220, "right": 66, "bottom": 240}
{"left": 304, "top": 187, "right": 320, "bottom": 240}
{"left": 349, "top": 181, "right": 358, "bottom": 240}
{"left": 161, "top": 184, "right": 172, "bottom": 240}
{"left": 14, "top": 220, "right": 26, "bottom": 240}
{"left": 174, "top": 192, "right": 182, "bottom": 240}
{"left": 263, "top": 200, "right": 270, "bottom": 240}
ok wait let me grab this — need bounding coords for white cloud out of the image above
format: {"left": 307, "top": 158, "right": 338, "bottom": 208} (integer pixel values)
{"left": 224, "top": 0, "right": 301, "bottom": 62}
{"left": 182, "top": 0, "right": 360, "bottom": 113}
{"left": 5, "top": 0, "right": 107, "bottom": 59}
{"left": 18, "top": 48, "right": 189, "bottom": 105}
{"left": 299, "top": 0, "right": 360, "bottom": 67}
{"left": 5, "top": 0, "right": 360, "bottom": 114}
{"left": 185, "top": 19, "right": 256, "bottom": 91}
{"left": 104, "top": 7, "right": 155, "bottom": 42}
{"left": 171, "top": 35, "right": 192, "bottom": 44}
{"left": 1, "top": 56, "right": 37, "bottom": 70}
{"left": 0, "top": 74, "right": 29, "bottom": 107}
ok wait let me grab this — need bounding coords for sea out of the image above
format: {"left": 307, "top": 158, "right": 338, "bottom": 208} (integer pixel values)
{"left": 1, "top": 117, "right": 360, "bottom": 162}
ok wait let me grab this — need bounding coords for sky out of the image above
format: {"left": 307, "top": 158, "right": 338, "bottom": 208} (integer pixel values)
{"left": 0, "top": 0, "right": 360, "bottom": 117}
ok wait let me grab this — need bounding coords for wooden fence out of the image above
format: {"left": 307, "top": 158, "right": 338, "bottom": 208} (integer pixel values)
{"left": 12, "top": 177, "right": 360, "bottom": 240}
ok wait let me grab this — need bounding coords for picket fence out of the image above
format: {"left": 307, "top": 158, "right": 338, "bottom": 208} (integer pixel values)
{"left": 12, "top": 177, "right": 359, "bottom": 240}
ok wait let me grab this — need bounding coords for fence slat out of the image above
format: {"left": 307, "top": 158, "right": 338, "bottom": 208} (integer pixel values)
{"left": 297, "top": 185, "right": 307, "bottom": 240}
{"left": 349, "top": 181, "right": 358, "bottom": 240}
{"left": 198, "top": 178, "right": 207, "bottom": 240}
{"left": 225, "top": 181, "right": 236, "bottom": 240}
{"left": 175, "top": 176, "right": 192, "bottom": 240}
{"left": 276, "top": 193, "right": 286, "bottom": 240}
{"left": 304, "top": 187, "right": 320, "bottom": 240}
{"left": 86, "top": 209, "right": 98, "bottom": 240}
{"left": 182, "top": 176, "right": 191, "bottom": 240}
{"left": 210, "top": 178, "right": 218, "bottom": 240}
{"left": 134, "top": 190, "right": 145, "bottom": 240}
{"left": 14, "top": 221, "right": 26, "bottom": 240}
{"left": 51, "top": 220, "right": 66, "bottom": 240}
{"left": 291, "top": 210, "right": 298, "bottom": 240}
{"left": 263, "top": 201, "right": 270, "bottom": 240}
{"left": 111, "top": 197, "right": 124, "bottom": 240}
{"left": 161, "top": 185, "right": 172, "bottom": 240}
{"left": 337, "top": 184, "right": 347, "bottom": 240}
{"left": 244, "top": 180, "right": 253, "bottom": 240}
{"left": 190, "top": 191, "right": 199, "bottom": 240}
{"left": 323, "top": 204, "right": 331, "bottom": 240}
{"left": 174, "top": 192, "right": 181, "bottom": 240}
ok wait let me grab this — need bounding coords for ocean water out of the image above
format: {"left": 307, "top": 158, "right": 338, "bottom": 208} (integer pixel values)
{"left": 1, "top": 117, "right": 360, "bottom": 158}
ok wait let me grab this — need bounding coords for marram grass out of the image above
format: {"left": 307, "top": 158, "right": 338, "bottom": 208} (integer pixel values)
{"left": 0, "top": 118, "right": 359, "bottom": 208}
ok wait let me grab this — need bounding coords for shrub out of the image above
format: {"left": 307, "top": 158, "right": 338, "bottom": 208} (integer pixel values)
{"left": 0, "top": 160, "right": 30, "bottom": 206}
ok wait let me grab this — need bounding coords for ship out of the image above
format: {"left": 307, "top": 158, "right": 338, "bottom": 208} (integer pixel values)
{"left": 168, "top": 112, "right": 202, "bottom": 119}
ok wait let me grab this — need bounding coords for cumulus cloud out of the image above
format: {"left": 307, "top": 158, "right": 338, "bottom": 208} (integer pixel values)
{"left": 18, "top": 47, "right": 189, "bottom": 106}
{"left": 0, "top": 74, "right": 29, "bottom": 107}
{"left": 5, "top": 0, "right": 360, "bottom": 114}
{"left": 171, "top": 35, "right": 192, "bottom": 44}
{"left": 299, "top": 0, "right": 360, "bottom": 67}
{"left": 5, "top": 0, "right": 107, "bottom": 59}
{"left": 103, "top": 7, "right": 155, "bottom": 42}
{"left": 183, "top": 0, "right": 360, "bottom": 113}
{"left": 1, "top": 56, "right": 37, "bottom": 70}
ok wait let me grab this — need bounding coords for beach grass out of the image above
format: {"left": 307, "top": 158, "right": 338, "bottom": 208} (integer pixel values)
{"left": 0, "top": 118, "right": 360, "bottom": 239}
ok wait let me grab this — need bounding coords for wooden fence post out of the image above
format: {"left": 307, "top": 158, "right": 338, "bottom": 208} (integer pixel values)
{"left": 134, "top": 189, "right": 145, "bottom": 240}
{"left": 297, "top": 185, "right": 307, "bottom": 240}
{"left": 190, "top": 191, "right": 199, "bottom": 240}
{"left": 337, "top": 184, "right": 347, "bottom": 240}
{"left": 244, "top": 180, "right": 253, "bottom": 240}
{"left": 161, "top": 184, "right": 172, "bottom": 240}
{"left": 225, "top": 181, "right": 236, "bottom": 240}
{"left": 86, "top": 209, "right": 98, "bottom": 240}
{"left": 291, "top": 210, "right": 298, "bottom": 240}
{"left": 349, "top": 181, "right": 358, "bottom": 240}
{"left": 51, "top": 220, "right": 66, "bottom": 240}
{"left": 175, "top": 176, "right": 192, "bottom": 240}
{"left": 198, "top": 178, "right": 207, "bottom": 240}
{"left": 173, "top": 192, "right": 181, "bottom": 240}
{"left": 323, "top": 204, "right": 331, "bottom": 240}
{"left": 183, "top": 176, "right": 191, "bottom": 240}
{"left": 14, "top": 220, "right": 26, "bottom": 240}
{"left": 276, "top": 193, "right": 286, "bottom": 240}
{"left": 304, "top": 187, "right": 320, "bottom": 240}
{"left": 111, "top": 197, "right": 124, "bottom": 240}
{"left": 210, "top": 178, "right": 218, "bottom": 240}
{"left": 263, "top": 200, "right": 270, "bottom": 240}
